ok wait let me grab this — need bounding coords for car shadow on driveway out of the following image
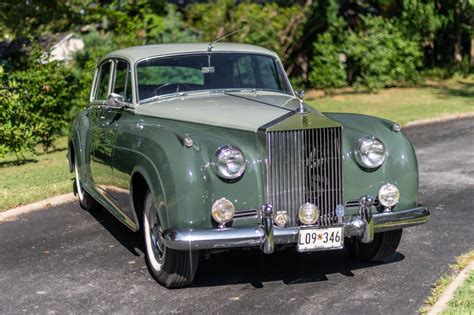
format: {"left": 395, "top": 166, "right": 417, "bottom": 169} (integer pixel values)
{"left": 88, "top": 205, "right": 145, "bottom": 257}
{"left": 192, "top": 249, "right": 405, "bottom": 288}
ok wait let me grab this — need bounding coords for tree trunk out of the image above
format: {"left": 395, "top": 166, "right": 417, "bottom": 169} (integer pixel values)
{"left": 454, "top": 40, "right": 463, "bottom": 64}
{"left": 471, "top": 37, "right": 474, "bottom": 66}
{"left": 453, "top": 3, "right": 462, "bottom": 64}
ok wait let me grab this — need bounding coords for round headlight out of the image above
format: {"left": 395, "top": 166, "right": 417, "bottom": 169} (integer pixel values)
{"left": 211, "top": 198, "right": 235, "bottom": 226}
{"left": 298, "top": 203, "right": 319, "bottom": 225}
{"left": 355, "top": 136, "right": 387, "bottom": 169}
{"left": 378, "top": 183, "right": 400, "bottom": 208}
{"left": 214, "top": 145, "right": 246, "bottom": 179}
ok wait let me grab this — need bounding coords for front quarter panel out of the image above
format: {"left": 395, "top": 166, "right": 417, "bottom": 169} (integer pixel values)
{"left": 68, "top": 109, "right": 93, "bottom": 186}
{"left": 113, "top": 113, "right": 265, "bottom": 231}
{"left": 324, "top": 113, "right": 419, "bottom": 214}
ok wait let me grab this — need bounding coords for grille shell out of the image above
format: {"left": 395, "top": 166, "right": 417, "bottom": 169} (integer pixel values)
{"left": 266, "top": 127, "right": 343, "bottom": 226}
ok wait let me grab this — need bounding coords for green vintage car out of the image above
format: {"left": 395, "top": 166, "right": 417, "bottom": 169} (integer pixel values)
{"left": 68, "top": 43, "right": 430, "bottom": 288}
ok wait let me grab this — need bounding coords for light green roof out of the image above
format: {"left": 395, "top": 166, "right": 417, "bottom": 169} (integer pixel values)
{"left": 102, "top": 43, "right": 279, "bottom": 64}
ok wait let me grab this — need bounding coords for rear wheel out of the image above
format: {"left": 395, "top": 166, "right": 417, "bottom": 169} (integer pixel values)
{"left": 73, "top": 159, "right": 100, "bottom": 211}
{"left": 345, "top": 229, "right": 403, "bottom": 262}
{"left": 143, "top": 190, "right": 199, "bottom": 288}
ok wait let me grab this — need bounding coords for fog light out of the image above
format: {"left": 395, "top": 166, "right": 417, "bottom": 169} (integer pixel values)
{"left": 274, "top": 211, "right": 289, "bottom": 228}
{"left": 212, "top": 198, "right": 235, "bottom": 227}
{"left": 298, "top": 203, "right": 319, "bottom": 225}
{"left": 379, "top": 183, "right": 400, "bottom": 208}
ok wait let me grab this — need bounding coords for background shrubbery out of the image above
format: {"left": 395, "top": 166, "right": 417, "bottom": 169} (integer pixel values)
{"left": 0, "top": 0, "right": 473, "bottom": 159}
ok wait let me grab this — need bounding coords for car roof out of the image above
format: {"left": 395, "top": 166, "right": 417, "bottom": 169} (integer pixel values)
{"left": 101, "top": 43, "right": 279, "bottom": 64}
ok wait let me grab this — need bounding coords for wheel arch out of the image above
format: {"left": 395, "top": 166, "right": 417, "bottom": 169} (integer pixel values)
{"left": 68, "top": 140, "right": 75, "bottom": 172}
{"left": 130, "top": 166, "right": 168, "bottom": 232}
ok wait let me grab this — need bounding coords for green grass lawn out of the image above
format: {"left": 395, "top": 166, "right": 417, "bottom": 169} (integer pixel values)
{"left": 420, "top": 251, "right": 474, "bottom": 314}
{"left": 0, "top": 78, "right": 473, "bottom": 211}
{"left": 0, "top": 137, "right": 72, "bottom": 211}
{"left": 306, "top": 77, "right": 474, "bottom": 125}
{"left": 443, "top": 270, "right": 474, "bottom": 314}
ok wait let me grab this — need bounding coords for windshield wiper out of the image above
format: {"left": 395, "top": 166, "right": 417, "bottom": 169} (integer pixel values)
{"left": 141, "top": 92, "right": 190, "bottom": 104}
{"left": 223, "top": 91, "right": 297, "bottom": 113}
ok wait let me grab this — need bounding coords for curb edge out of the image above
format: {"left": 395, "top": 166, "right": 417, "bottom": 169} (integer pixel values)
{"left": 0, "top": 193, "right": 76, "bottom": 222}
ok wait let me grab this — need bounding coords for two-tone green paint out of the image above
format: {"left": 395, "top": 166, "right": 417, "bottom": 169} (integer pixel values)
{"left": 68, "top": 43, "right": 420, "bottom": 234}
{"left": 68, "top": 92, "right": 419, "bottom": 232}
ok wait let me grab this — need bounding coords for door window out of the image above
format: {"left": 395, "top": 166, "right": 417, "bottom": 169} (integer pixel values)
{"left": 95, "top": 61, "right": 112, "bottom": 101}
{"left": 113, "top": 60, "right": 132, "bottom": 103}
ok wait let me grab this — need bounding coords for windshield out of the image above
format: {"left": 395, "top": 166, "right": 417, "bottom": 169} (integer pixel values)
{"left": 136, "top": 52, "right": 291, "bottom": 101}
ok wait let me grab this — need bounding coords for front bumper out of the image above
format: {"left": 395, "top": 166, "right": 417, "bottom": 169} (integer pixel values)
{"left": 162, "top": 206, "right": 430, "bottom": 252}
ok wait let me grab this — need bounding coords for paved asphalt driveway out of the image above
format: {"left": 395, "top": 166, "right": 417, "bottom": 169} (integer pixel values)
{"left": 0, "top": 118, "right": 473, "bottom": 314}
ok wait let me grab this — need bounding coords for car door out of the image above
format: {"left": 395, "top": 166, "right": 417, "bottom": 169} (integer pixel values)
{"left": 106, "top": 59, "right": 137, "bottom": 223}
{"left": 89, "top": 60, "right": 116, "bottom": 199}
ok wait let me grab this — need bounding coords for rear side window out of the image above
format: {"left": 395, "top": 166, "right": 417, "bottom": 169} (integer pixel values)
{"left": 113, "top": 60, "right": 132, "bottom": 103}
{"left": 95, "top": 61, "right": 111, "bottom": 101}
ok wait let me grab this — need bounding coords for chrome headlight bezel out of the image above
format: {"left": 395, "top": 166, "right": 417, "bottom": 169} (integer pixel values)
{"left": 354, "top": 136, "right": 387, "bottom": 169}
{"left": 213, "top": 145, "right": 247, "bottom": 180}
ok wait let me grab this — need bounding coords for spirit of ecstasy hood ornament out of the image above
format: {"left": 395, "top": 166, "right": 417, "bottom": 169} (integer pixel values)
{"left": 296, "top": 90, "right": 306, "bottom": 113}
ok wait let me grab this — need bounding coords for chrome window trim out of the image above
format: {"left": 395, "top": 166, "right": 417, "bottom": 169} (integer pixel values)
{"left": 90, "top": 59, "right": 114, "bottom": 106}
{"left": 110, "top": 58, "right": 134, "bottom": 107}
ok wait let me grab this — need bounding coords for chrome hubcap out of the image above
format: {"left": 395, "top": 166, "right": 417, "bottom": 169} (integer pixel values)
{"left": 145, "top": 199, "right": 165, "bottom": 270}
{"left": 150, "top": 211, "right": 165, "bottom": 263}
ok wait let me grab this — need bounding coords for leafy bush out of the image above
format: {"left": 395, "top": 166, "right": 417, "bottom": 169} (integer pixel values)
{"left": 8, "top": 57, "right": 75, "bottom": 153}
{"left": 345, "top": 16, "right": 422, "bottom": 91}
{"left": 0, "top": 69, "right": 37, "bottom": 159}
{"left": 308, "top": 32, "right": 346, "bottom": 90}
{"left": 309, "top": 16, "right": 422, "bottom": 91}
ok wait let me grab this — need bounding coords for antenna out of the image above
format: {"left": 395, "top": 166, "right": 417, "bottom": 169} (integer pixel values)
{"left": 207, "top": 26, "right": 249, "bottom": 52}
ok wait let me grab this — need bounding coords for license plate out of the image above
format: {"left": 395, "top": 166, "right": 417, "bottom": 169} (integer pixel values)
{"left": 297, "top": 227, "right": 344, "bottom": 252}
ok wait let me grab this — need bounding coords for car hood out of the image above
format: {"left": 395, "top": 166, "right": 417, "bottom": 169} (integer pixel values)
{"left": 134, "top": 92, "right": 338, "bottom": 132}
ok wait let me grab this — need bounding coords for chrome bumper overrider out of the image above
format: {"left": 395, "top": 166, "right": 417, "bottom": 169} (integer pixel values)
{"left": 162, "top": 206, "right": 430, "bottom": 252}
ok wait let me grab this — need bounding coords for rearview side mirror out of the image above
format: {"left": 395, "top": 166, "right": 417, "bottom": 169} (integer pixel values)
{"left": 107, "top": 93, "right": 126, "bottom": 108}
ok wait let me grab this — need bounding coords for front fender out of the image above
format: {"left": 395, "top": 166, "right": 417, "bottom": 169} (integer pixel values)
{"left": 325, "top": 113, "right": 419, "bottom": 214}
{"left": 68, "top": 110, "right": 93, "bottom": 181}
{"left": 116, "top": 116, "right": 264, "bottom": 231}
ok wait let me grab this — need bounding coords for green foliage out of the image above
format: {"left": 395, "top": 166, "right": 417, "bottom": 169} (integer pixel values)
{"left": 397, "top": 0, "right": 444, "bottom": 44}
{"left": 185, "top": 0, "right": 305, "bottom": 63}
{"left": 309, "top": 33, "right": 347, "bottom": 90}
{"left": 309, "top": 16, "right": 423, "bottom": 91}
{"left": 0, "top": 79, "right": 36, "bottom": 159}
{"left": 6, "top": 49, "right": 76, "bottom": 154}
{"left": 345, "top": 16, "right": 423, "bottom": 91}
{"left": 68, "top": 4, "right": 198, "bottom": 116}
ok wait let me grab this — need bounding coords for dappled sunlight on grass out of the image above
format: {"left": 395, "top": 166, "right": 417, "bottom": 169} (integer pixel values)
{"left": 307, "top": 78, "right": 474, "bottom": 125}
{"left": 0, "top": 137, "right": 71, "bottom": 211}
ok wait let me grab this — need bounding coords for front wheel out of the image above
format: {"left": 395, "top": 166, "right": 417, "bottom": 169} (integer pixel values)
{"left": 143, "top": 190, "right": 199, "bottom": 288}
{"left": 345, "top": 229, "right": 403, "bottom": 262}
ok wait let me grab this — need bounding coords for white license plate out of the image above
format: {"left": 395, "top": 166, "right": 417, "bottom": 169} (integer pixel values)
{"left": 297, "top": 227, "right": 344, "bottom": 252}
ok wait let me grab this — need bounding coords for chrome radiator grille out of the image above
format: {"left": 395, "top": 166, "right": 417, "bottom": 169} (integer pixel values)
{"left": 266, "top": 127, "right": 342, "bottom": 226}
